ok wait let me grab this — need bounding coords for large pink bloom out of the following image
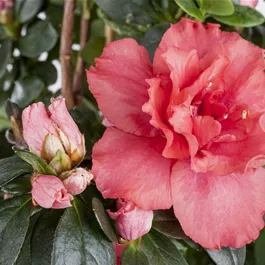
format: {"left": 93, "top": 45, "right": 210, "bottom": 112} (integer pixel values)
{"left": 86, "top": 18, "right": 265, "bottom": 249}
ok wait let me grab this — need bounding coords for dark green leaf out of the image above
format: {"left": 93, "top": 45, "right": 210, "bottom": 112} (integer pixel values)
{"left": 95, "top": 0, "right": 155, "bottom": 25}
{"left": 0, "top": 195, "right": 32, "bottom": 265}
{"left": 81, "top": 37, "right": 105, "bottom": 65}
{"left": 31, "top": 209, "right": 63, "bottom": 265}
{"left": 15, "top": 211, "right": 41, "bottom": 265}
{"left": 19, "top": 20, "right": 58, "bottom": 58}
{"left": 52, "top": 199, "right": 115, "bottom": 265}
{"left": 121, "top": 242, "right": 149, "bottom": 265}
{"left": 206, "top": 246, "right": 246, "bottom": 265}
{"left": 16, "top": 150, "right": 56, "bottom": 176}
{"left": 174, "top": 0, "right": 204, "bottom": 21}
{"left": 213, "top": 5, "right": 264, "bottom": 27}
{"left": 92, "top": 197, "right": 117, "bottom": 242}
{"left": 0, "top": 156, "right": 32, "bottom": 186}
{"left": 254, "top": 229, "right": 265, "bottom": 265}
{"left": 198, "top": 0, "right": 234, "bottom": 16}
{"left": 152, "top": 209, "right": 188, "bottom": 239}
{"left": 141, "top": 229, "right": 189, "bottom": 265}
{"left": 12, "top": 76, "right": 45, "bottom": 107}
{"left": 0, "top": 39, "right": 12, "bottom": 79}
{"left": 140, "top": 22, "right": 169, "bottom": 61}
{"left": 16, "top": 0, "right": 44, "bottom": 23}
{"left": 1, "top": 173, "right": 31, "bottom": 195}
{"left": 30, "top": 62, "right": 58, "bottom": 86}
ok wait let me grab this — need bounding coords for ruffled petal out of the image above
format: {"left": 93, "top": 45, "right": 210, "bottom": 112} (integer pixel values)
{"left": 171, "top": 161, "right": 265, "bottom": 249}
{"left": 92, "top": 128, "right": 173, "bottom": 210}
{"left": 22, "top": 102, "right": 58, "bottom": 155}
{"left": 86, "top": 38, "right": 158, "bottom": 137}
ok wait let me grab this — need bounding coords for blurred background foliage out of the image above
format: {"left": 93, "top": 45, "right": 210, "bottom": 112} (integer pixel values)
{"left": 0, "top": 0, "right": 265, "bottom": 264}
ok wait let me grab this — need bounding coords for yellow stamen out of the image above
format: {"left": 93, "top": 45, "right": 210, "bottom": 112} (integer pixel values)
{"left": 242, "top": 110, "right": 247, "bottom": 119}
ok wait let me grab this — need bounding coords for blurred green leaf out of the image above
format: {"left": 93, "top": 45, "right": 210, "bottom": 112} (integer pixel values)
{"left": 16, "top": 150, "right": 56, "bottom": 175}
{"left": 91, "top": 19, "right": 105, "bottom": 37}
{"left": 19, "top": 20, "right": 58, "bottom": 58}
{"left": 12, "top": 76, "right": 45, "bottom": 107}
{"left": 206, "top": 246, "right": 246, "bottom": 265}
{"left": 254, "top": 229, "right": 265, "bottom": 265}
{"left": 214, "top": 5, "right": 264, "bottom": 27}
{"left": 81, "top": 36, "right": 105, "bottom": 65}
{"left": 92, "top": 197, "right": 117, "bottom": 242}
{"left": 95, "top": 0, "right": 155, "bottom": 25}
{"left": 30, "top": 62, "right": 58, "bottom": 86}
{"left": 0, "top": 156, "right": 32, "bottom": 186}
{"left": 16, "top": 0, "right": 44, "bottom": 23}
{"left": 0, "top": 39, "right": 12, "bottom": 79}
{"left": 51, "top": 199, "right": 115, "bottom": 265}
{"left": 0, "top": 195, "right": 31, "bottom": 265}
{"left": 1, "top": 173, "right": 31, "bottom": 195}
{"left": 140, "top": 22, "right": 169, "bottom": 61}
{"left": 174, "top": 0, "right": 204, "bottom": 21}
{"left": 198, "top": 0, "right": 234, "bottom": 16}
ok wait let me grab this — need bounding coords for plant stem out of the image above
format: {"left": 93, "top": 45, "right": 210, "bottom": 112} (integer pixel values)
{"left": 104, "top": 24, "right": 115, "bottom": 44}
{"left": 73, "top": 0, "right": 90, "bottom": 106}
{"left": 60, "top": 0, "right": 76, "bottom": 109}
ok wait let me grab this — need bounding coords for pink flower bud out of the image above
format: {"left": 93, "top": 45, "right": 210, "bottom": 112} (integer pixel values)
{"left": 108, "top": 199, "right": 153, "bottom": 241}
{"left": 22, "top": 98, "right": 85, "bottom": 166}
{"left": 62, "top": 168, "right": 93, "bottom": 195}
{"left": 240, "top": 0, "right": 258, "bottom": 8}
{"left": 32, "top": 175, "right": 74, "bottom": 209}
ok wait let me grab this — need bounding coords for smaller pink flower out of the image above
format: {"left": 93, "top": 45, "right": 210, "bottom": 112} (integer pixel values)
{"left": 32, "top": 175, "right": 74, "bottom": 209}
{"left": 0, "top": 0, "right": 14, "bottom": 11}
{"left": 62, "top": 168, "right": 93, "bottom": 195}
{"left": 108, "top": 199, "right": 153, "bottom": 241}
{"left": 240, "top": 0, "right": 258, "bottom": 8}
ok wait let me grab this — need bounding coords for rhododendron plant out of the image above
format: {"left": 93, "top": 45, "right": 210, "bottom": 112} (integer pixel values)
{"left": 87, "top": 18, "right": 265, "bottom": 249}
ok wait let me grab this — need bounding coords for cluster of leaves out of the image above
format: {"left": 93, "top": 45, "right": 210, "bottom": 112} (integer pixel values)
{"left": 0, "top": 0, "right": 265, "bottom": 265}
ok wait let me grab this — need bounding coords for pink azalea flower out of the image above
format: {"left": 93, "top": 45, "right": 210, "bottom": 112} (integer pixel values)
{"left": 86, "top": 18, "right": 265, "bottom": 249}
{"left": 240, "top": 0, "right": 258, "bottom": 8}
{"left": 62, "top": 168, "right": 93, "bottom": 195}
{"left": 22, "top": 98, "right": 85, "bottom": 165}
{"left": 32, "top": 175, "right": 74, "bottom": 209}
{"left": 0, "top": 0, "right": 14, "bottom": 11}
{"left": 108, "top": 199, "right": 153, "bottom": 241}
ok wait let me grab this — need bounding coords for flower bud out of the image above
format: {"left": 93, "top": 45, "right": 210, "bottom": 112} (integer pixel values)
{"left": 31, "top": 175, "right": 74, "bottom": 209}
{"left": 108, "top": 199, "right": 153, "bottom": 241}
{"left": 22, "top": 98, "right": 85, "bottom": 167}
{"left": 62, "top": 168, "right": 93, "bottom": 195}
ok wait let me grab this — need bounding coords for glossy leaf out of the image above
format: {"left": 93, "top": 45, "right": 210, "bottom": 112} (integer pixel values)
{"left": 1, "top": 173, "right": 31, "bottom": 195}
{"left": 19, "top": 20, "right": 58, "bottom": 58}
{"left": 0, "top": 156, "right": 32, "bottom": 186}
{"left": 16, "top": 0, "right": 44, "bottom": 23}
{"left": 0, "top": 39, "right": 12, "bottom": 79}
{"left": 95, "top": 0, "right": 155, "bottom": 25}
{"left": 51, "top": 199, "right": 115, "bottom": 265}
{"left": 140, "top": 229, "right": 189, "bottom": 265}
{"left": 121, "top": 242, "right": 149, "bottom": 265}
{"left": 214, "top": 5, "right": 264, "bottom": 27}
{"left": 12, "top": 76, "right": 45, "bottom": 107}
{"left": 174, "top": 0, "right": 204, "bottom": 21}
{"left": 152, "top": 209, "right": 188, "bottom": 239}
{"left": 0, "top": 195, "right": 32, "bottom": 265}
{"left": 31, "top": 209, "right": 63, "bottom": 265}
{"left": 198, "top": 0, "right": 234, "bottom": 16}
{"left": 16, "top": 150, "right": 56, "bottom": 176}
{"left": 206, "top": 246, "right": 246, "bottom": 265}
{"left": 140, "top": 22, "right": 170, "bottom": 61}
{"left": 92, "top": 197, "right": 117, "bottom": 242}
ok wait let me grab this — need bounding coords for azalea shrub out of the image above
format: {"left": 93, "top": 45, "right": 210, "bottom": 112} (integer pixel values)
{"left": 1, "top": 0, "right": 265, "bottom": 265}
